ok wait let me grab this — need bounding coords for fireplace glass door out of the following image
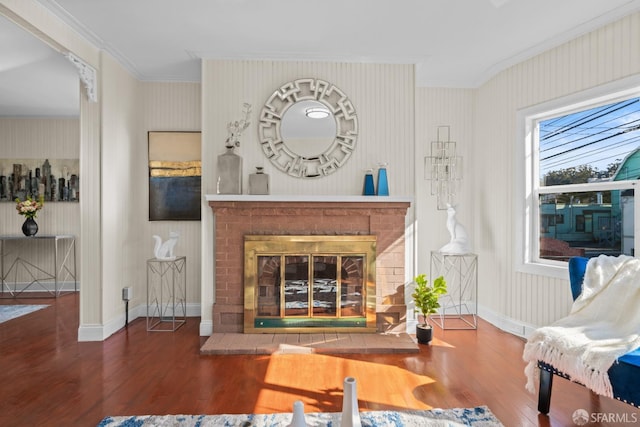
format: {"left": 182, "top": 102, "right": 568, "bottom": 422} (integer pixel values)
{"left": 257, "top": 254, "right": 365, "bottom": 320}
{"left": 311, "top": 256, "right": 338, "bottom": 317}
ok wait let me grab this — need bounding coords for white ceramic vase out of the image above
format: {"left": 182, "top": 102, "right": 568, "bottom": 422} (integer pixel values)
{"left": 288, "top": 400, "right": 307, "bottom": 427}
{"left": 340, "top": 377, "right": 362, "bottom": 427}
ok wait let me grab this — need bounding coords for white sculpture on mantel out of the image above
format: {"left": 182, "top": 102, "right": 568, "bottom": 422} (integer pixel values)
{"left": 152, "top": 231, "right": 180, "bottom": 260}
{"left": 438, "top": 204, "right": 472, "bottom": 254}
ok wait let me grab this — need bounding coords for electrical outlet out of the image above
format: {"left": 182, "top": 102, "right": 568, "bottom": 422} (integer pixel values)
{"left": 122, "top": 287, "right": 132, "bottom": 301}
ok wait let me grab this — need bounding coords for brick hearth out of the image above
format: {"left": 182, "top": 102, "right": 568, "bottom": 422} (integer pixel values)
{"left": 207, "top": 195, "right": 412, "bottom": 333}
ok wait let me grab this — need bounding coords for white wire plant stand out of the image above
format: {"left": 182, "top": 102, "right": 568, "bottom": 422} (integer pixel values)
{"left": 146, "top": 256, "right": 186, "bottom": 332}
{"left": 429, "top": 251, "right": 477, "bottom": 330}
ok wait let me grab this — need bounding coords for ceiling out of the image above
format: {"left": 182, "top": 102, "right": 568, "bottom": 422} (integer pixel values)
{"left": 0, "top": 14, "right": 79, "bottom": 117}
{"left": 2, "top": 0, "right": 640, "bottom": 117}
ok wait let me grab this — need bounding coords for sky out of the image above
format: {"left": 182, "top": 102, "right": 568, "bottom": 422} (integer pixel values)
{"left": 539, "top": 96, "right": 640, "bottom": 178}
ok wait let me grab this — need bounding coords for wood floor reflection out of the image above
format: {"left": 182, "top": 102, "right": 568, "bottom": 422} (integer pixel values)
{"left": 0, "top": 294, "right": 637, "bottom": 426}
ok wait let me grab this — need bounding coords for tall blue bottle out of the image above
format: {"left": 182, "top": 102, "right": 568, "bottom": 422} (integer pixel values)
{"left": 376, "top": 163, "right": 389, "bottom": 196}
{"left": 363, "top": 169, "right": 375, "bottom": 196}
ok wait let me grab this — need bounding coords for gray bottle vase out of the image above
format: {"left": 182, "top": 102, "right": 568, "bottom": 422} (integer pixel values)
{"left": 217, "top": 147, "right": 242, "bottom": 194}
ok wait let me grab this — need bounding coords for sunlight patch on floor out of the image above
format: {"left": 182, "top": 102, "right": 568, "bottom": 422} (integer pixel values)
{"left": 253, "top": 353, "right": 436, "bottom": 413}
{"left": 429, "top": 337, "right": 456, "bottom": 348}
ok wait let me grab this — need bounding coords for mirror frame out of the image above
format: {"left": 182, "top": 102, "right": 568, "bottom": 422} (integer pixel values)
{"left": 258, "top": 78, "right": 358, "bottom": 178}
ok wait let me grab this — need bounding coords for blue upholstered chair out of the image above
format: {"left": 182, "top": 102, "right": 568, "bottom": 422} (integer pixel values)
{"left": 537, "top": 256, "right": 640, "bottom": 413}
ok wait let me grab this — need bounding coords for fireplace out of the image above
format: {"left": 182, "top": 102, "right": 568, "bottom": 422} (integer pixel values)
{"left": 207, "top": 195, "right": 412, "bottom": 333}
{"left": 244, "top": 235, "right": 377, "bottom": 333}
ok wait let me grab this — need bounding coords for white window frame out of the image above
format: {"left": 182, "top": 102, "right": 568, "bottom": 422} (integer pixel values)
{"left": 516, "top": 74, "right": 640, "bottom": 279}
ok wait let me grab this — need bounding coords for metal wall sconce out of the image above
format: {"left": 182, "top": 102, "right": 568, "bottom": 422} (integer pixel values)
{"left": 425, "top": 126, "right": 463, "bottom": 210}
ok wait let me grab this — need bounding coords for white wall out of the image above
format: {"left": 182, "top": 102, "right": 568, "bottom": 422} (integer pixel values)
{"left": 141, "top": 81, "right": 202, "bottom": 314}
{"left": 469, "top": 12, "right": 640, "bottom": 335}
{"left": 100, "top": 52, "right": 140, "bottom": 324}
{"left": 414, "top": 88, "right": 476, "bottom": 275}
{"left": 412, "top": 13, "right": 640, "bottom": 337}
{"left": 0, "top": 0, "right": 104, "bottom": 338}
{"left": 1, "top": 1, "right": 204, "bottom": 340}
{"left": 84, "top": 75, "right": 203, "bottom": 336}
{"left": 0, "top": 118, "right": 81, "bottom": 285}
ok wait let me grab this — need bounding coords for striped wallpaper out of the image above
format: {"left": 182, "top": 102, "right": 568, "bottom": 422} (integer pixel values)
{"left": 471, "top": 12, "right": 640, "bottom": 333}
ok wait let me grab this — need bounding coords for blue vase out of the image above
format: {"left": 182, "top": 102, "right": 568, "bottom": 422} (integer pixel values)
{"left": 363, "top": 169, "right": 375, "bottom": 196}
{"left": 376, "top": 164, "right": 389, "bottom": 196}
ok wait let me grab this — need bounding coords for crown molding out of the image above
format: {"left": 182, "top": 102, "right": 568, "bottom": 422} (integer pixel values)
{"left": 38, "top": 0, "right": 640, "bottom": 88}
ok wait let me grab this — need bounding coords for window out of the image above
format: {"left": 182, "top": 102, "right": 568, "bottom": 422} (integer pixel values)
{"left": 517, "top": 77, "right": 640, "bottom": 277}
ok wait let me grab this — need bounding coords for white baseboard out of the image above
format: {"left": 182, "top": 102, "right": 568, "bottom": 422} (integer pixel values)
{"left": 77, "top": 302, "right": 201, "bottom": 342}
{"left": 477, "top": 304, "right": 538, "bottom": 339}
{"left": 200, "top": 320, "right": 213, "bottom": 336}
{"left": 77, "top": 324, "right": 105, "bottom": 341}
{"left": 403, "top": 304, "right": 537, "bottom": 339}
{"left": 77, "top": 302, "right": 537, "bottom": 341}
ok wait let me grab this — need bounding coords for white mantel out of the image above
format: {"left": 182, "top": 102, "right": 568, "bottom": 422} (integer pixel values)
{"left": 205, "top": 194, "right": 414, "bottom": 204}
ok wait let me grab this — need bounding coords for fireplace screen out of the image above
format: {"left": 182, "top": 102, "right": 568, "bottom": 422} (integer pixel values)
{"left": 244, "top": 235, "right": 376, "bottom": 333}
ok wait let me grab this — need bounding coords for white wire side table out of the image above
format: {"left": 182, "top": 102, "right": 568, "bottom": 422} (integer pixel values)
{"left": 430, "top": 251, "right": 477, "bottom": 330}
{"left": 146, "top": 256, "right": 186, "bottom": 332}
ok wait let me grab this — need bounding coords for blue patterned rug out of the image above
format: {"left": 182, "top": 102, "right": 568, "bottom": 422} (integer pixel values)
{"left": 0, "top": 304, "right": 48, "bottom": 324}
{"left": 98, "top": 406, "right": 503, "bottom": 426}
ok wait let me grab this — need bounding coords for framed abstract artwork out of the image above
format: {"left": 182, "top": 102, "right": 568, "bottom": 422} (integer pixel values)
{"left": 148, "top": 131, "right": 201, "bottom": 221}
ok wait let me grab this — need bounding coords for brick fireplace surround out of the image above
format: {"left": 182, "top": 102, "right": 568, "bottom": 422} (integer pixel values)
{"left": 206, "top": 195, "right": 412, "bottom": 333}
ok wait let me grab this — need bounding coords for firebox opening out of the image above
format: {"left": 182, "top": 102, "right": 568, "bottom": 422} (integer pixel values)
{"left": 244, "top": 235, "right": 377, "bottom": 333}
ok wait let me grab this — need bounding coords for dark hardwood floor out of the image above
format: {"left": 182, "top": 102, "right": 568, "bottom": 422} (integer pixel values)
{"left": 1, "top": 294, "right": 638, "bottom": 426}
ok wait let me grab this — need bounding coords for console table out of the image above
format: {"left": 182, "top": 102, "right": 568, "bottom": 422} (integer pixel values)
{"left": 0, "top": 234, "right": 77, "bottom": 298}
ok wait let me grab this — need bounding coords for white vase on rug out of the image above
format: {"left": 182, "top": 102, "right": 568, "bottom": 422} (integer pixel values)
{"left": 288, "top": 400, "right": 307, "bottom": 427}
{"left": 340, "top": 377, "right": 362, "bottom": 427}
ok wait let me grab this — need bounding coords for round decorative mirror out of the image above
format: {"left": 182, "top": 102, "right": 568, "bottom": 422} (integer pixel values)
{"left": 258, "top": 78, "right": 358, "bottom": 178}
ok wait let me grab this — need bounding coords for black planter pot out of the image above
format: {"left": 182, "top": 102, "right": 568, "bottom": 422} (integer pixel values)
{"left": 416, "top": 324, "right": 433, "bottom": 344}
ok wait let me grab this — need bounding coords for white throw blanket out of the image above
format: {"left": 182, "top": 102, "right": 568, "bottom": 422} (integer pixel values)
{"left": 523, "top": 254, "right": 640, "bottom": 397}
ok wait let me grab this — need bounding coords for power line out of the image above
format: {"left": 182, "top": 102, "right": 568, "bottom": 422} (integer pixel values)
{"left": 541, "top": 110, "right": 640, "bottom": 151}
{"left": 540, "top": 99, "right": 638, "bottom": 141}
{"left": 541, "top": 124, "right": 640, "bottom": 162}
{"left": 541, "top": 135, "right": 640, "bottom": 174}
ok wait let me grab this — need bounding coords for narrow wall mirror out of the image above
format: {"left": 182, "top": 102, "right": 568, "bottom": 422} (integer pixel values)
{"left": 258, "top": 78, "right": 358, "bottom": 178}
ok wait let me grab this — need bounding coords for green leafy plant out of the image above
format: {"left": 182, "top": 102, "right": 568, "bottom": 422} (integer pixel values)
{"left": 412, "top": 274, "right": 447, "bottom": 326}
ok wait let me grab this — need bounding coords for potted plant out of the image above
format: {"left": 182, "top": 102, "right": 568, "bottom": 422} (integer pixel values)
{"left": 411, "top": 274, "right": 447, "bottom": 344}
